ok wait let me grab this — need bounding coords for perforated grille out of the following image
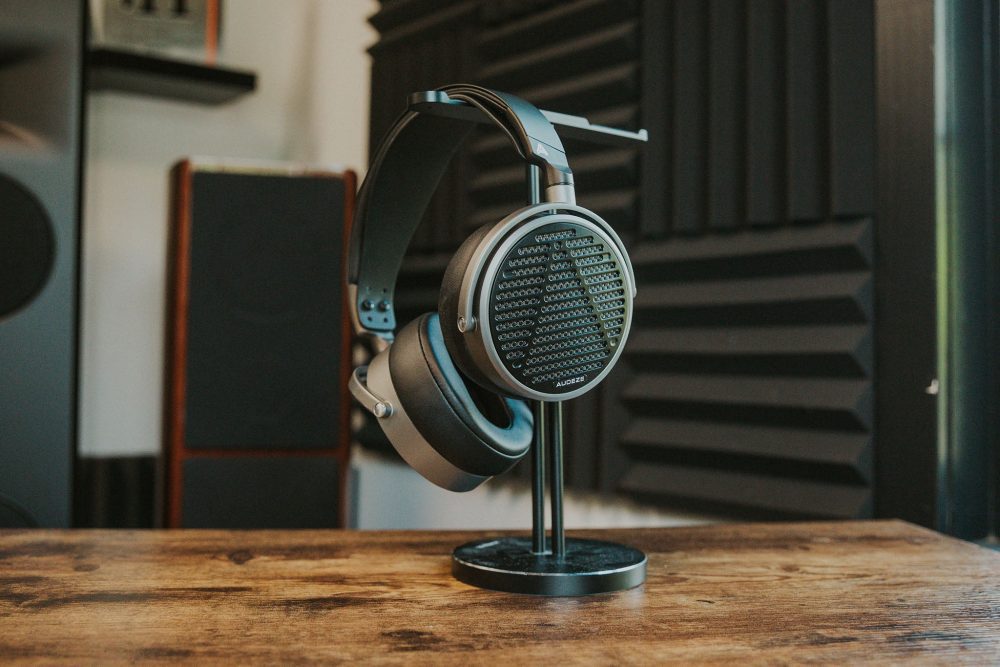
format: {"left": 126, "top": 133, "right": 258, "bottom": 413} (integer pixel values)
{"left": 488, "top": 221, "right": 629, "bottom": 395}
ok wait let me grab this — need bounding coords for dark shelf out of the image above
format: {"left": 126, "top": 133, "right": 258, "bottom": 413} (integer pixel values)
{"left": 87, "top": 47, "right": 256, "bottom": 105}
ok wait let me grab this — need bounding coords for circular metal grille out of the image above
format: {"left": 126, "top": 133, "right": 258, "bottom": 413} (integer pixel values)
{"left": 488, "top": 221, "right": 630, "bottom": 396}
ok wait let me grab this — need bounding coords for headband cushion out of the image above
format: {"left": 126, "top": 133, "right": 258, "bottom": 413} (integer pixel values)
{"left": 438, "top": 223, "right": 501, "bottom": 392}
{"left": 348, "top": 111, "right": 474, "bottom": 333}
{"left": 389, "top": 313, "right": 532, "bottom": 477}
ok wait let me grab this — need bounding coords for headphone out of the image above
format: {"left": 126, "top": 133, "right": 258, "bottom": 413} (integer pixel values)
{"left": 347, "top": 85, "right": 635, "bottom": 492}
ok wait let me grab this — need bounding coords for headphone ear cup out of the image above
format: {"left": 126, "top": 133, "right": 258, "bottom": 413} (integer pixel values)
{"left": 390, "top": 313, "right": 532, "bottom": 480}
{"left": 438, "top": 223, "right": 500, "bottom": 393}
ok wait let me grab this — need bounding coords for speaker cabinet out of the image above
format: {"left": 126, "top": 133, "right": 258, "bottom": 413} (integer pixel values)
{"left": 0, "top": 1, "right": 84, "bottom": 527}
{"left": 164, "top": 159, "right": 355, "bottom": 528}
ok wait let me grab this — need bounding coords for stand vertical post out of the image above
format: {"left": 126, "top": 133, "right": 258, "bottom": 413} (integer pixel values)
{"left": 527, "top": 165, "right": 548, "bottom": 554}
{"left": 525, "top": 164, "right": 566, "bottom": 558}
{"left": 548, "top": 401, "right": 566, "bottom": 558}
{"left": 531, "top": 391, "right": 547, "bottom": 554}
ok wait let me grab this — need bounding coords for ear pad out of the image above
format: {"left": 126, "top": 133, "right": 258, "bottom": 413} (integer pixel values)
{"left": 438, "top": 223, "right": 501, "bottom": 392}
{"left": 389, "top": 312, "right": 532, "bottom": 477}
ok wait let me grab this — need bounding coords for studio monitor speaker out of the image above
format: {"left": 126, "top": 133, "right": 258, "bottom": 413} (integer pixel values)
{"left": 0, "top": 1, "right": 85, "bottom": 527}
{"left": 164, "top": 159, "right": 355, "bottom": 528}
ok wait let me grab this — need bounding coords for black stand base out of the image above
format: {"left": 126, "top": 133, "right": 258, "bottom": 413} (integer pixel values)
{"left": 452, "top": 537, "right": 646, "bottom": 596}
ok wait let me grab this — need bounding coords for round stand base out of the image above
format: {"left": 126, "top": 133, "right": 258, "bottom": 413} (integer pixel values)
{"left": 452, "top": 537, "right": 646, "bottom": 596}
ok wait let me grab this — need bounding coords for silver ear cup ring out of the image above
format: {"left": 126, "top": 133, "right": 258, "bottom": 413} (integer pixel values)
{"left": 455, "top": 206, "right": 635, "bottom": 402}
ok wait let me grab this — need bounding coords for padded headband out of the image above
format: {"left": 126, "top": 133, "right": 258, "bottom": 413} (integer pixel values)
{"left": 348, "top": 85, "right": 574, "bottom": 336}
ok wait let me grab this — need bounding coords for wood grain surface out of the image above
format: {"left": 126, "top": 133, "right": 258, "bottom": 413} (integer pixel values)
{"left": 0, "top": 521, "right": 997, "bottom": 664}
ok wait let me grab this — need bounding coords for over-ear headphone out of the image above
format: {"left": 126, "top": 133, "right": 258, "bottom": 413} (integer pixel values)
{"left": 347, "top": 85, "right": 636, "bottom": 492}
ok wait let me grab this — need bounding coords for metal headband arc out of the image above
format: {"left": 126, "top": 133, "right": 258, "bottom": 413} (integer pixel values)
{"left": 347, "top": 85, "right": 575, "bottom": 338}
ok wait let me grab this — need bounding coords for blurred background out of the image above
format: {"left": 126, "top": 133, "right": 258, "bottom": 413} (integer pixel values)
{"left": 0, "top": 0, "right": 996, "bottom": 542}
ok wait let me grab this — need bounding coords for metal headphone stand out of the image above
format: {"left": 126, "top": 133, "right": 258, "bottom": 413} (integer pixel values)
{"left": 449, "top": 160, "right": 647, "bottom": 596}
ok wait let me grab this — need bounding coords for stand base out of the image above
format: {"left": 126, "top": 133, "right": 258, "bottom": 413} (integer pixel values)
{"left": 452, "top": 537, "right": 646, "bottom": 596}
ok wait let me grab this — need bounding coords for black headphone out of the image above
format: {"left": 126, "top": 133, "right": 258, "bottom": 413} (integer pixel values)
{"left": 348, "top": 85, "right": 635, "bottom": 491}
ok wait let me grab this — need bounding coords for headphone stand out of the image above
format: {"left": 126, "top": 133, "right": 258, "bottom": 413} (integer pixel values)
{"left": 451, "top": 165, "right": 647, "bottom": 596}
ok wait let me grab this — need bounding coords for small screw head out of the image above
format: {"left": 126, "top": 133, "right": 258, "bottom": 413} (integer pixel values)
{"left": 377, "top": 300, "right": 391, "bottom": 312}
{"left": 373, "top": 402, "right": 391, "bottom": 418}
{"left": 457, "top": 316, "right": 468, "bottom": 332}
{"left": 361, "top": 299, "right": 374, "bottom": 311}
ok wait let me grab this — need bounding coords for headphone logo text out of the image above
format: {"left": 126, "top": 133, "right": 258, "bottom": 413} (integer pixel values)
{"left": 554, "top": 375, "right": 585, "bottom": 388}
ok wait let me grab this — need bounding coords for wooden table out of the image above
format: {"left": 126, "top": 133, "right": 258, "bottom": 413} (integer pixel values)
{"left": 1, "top": 521, "right": 998, "bottom": 664}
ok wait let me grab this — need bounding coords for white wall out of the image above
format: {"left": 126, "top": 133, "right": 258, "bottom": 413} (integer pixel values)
{"left": 80, "top": 0, "right": 377, "bottom": 456}
{"left": 353, "top": 447, "right": 715, "bottom": 530}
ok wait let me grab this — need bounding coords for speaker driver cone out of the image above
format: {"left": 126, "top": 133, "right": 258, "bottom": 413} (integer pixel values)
{"left": 0, "top": 174, "right": 55, "bottom": 319}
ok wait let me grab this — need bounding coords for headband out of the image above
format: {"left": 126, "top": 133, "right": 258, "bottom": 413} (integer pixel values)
{"left": 348, "top": 85, "right": 575, "bottom": 337}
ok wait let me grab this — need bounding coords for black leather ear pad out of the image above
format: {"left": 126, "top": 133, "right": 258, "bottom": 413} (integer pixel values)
{"left": 390, "top": 313, "right": 532, "bottom": 477}
{"left": 439, "top": 223, "right": 500, "bottom": 393}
